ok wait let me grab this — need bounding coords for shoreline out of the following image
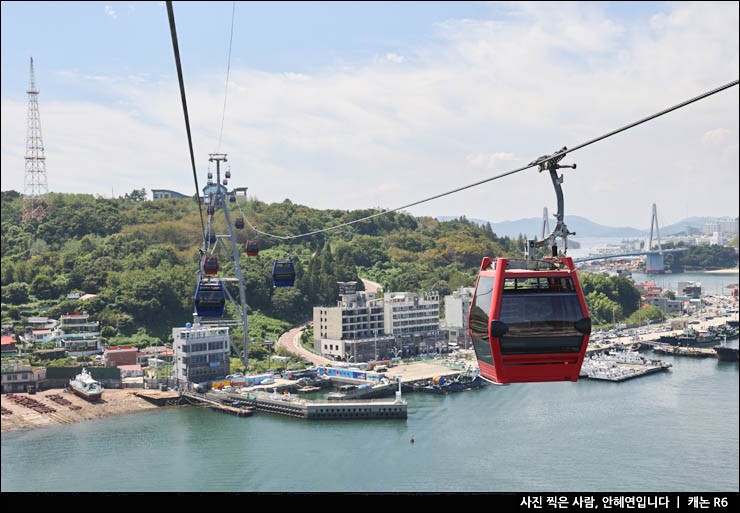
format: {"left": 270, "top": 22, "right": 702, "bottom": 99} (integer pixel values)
{"left": 700, "top": 268, "right": 740, "bottom": 275}
{"left": 1, "top": 388, "right": 167, "bottom": 433}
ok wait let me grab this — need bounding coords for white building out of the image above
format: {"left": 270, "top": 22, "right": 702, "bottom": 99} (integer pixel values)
{"left": 313, "top": 284, "right": 443, "bottom": 362}
{"left": 313, "top": 288, "right": 392, "bottom": 362}
{"left": 444, "top": 287, "right": 474, "bottom": 349}
{"left": 172, "top": 321, "right": 230, "bottom": 387}
{"left": 384, "top": 291, "right": 440, "bottom": 337}
{"left": 52, "top": 312, "right": 103, "bottom": 356}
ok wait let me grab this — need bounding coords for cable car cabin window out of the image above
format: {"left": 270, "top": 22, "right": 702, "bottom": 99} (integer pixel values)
{"left": 498, "top": 276, "right": 585, "bottom": 355}
{"left": 469, "top": 275, "right": 494, "bottom": 366}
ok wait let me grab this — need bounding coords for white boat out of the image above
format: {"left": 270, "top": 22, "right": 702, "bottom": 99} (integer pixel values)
{"left": 69, "top": 368, "right": 103, "bottom": 401}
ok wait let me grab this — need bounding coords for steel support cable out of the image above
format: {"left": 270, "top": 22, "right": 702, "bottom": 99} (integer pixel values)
{"left": 167, "top": 1, "right": 206, "bottom": 239}
{"left": 216, "top": 2, "right": 236, "bottom": 153}
{"left": 231, "top": 78, "right": 740, "bottom": 243}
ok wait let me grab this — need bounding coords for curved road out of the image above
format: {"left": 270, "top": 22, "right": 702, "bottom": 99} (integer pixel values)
{"left": 276, "top": 323, "right": 332, "bottom": 366}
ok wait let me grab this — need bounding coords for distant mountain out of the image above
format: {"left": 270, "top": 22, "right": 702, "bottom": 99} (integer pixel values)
{"left": 437, "top": 214, "right": 738, "bottom": 239}
{"left": 437, "top": 215, "right": 645, "bottom": 238}
{"left": 659, "top": 217, "right": 728, "bottom": 236}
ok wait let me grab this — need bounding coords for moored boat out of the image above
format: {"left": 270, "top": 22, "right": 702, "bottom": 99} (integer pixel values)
{"left": 714, "top": 345, "right": 739, "bottom": 362}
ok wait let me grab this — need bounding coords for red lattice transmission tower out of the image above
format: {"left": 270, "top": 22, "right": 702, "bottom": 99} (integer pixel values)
{"left": 22, "top": 56, "right": 49, "bottom": 223}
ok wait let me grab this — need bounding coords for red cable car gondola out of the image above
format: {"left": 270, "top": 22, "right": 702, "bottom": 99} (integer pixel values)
{"left": 202, "top": 255, "right": 219, "bottom": 275}
{"left": 246, "top": 240, "right": 260, "bottom": 257}
{"left": 467, "top": 147, "right": 591, "bottom": 384}
{"left": 468, "top": 256, "right": 591, "bottom": 384}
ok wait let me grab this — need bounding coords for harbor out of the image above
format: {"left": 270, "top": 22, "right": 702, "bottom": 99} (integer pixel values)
{"left": 3, "top": 346, "right": 738, "bottom": 492}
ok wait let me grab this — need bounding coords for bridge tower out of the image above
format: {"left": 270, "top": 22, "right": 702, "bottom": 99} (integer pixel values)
{"left": 541, "top": 206, "right": 550, "bottom": 241}
{"left": 646, "top": 203, "right": 664, "bottom": 273}
{"left": 22, "top": 57, "right": 50, "bottom": 223}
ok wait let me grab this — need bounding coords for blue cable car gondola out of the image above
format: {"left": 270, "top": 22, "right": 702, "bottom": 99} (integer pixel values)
{"left": 194, "top": 279, "right": 226, "bottom": 317}
{"left": 468, "top": 256, "right": 591, "bottom": 384}
{"left": 235, "top": 217, "right": 245, "bottom": 230}
{"left": 272, "top": 259, "right": 295, "bottom": 287}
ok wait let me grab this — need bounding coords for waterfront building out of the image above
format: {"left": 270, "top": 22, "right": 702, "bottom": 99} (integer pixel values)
{"left": 313, "top": 283, "right": 442, "bottom": 362}
{"left": 1, "top": 362, "right": 45, "bottom": 393}
{"left": 443, "top": 287, "right": 474, "bottom": 349}
{"left": 172, "top": 321, "right": 230, "bottom": 387}
{"left": 384, "top": 291, "right": 443, "bottom": 355}
{"left": 313, "top": 284, "right": 393, "bottom": 362}
{"left": 52, "top": 312, "right": 103, "bottom": 356}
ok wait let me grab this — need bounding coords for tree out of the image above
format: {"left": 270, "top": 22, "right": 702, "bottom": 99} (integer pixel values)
{"left": 125, "top": 188, "right": 147, "bottom": 202}
{"left": 2, "top": 282, "right": 30, "bottom": 305}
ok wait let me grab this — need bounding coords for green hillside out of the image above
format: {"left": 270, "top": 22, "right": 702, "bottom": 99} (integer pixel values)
{"left": 1, "top": 190, "right": 522, "bottom": 345}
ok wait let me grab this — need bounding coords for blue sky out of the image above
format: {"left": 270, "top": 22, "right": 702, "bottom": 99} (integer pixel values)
{"left": 1, "top": 1, "right": 738, "bottom": 229}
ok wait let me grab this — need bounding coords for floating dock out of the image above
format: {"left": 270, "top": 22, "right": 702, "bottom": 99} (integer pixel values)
{"left": 652, "top": 344, "right": 718, "bottom": 358}
{"left": 215, "top": 390, "right": 407, "bottom": 420}
{"left": 580, "top": 350, "right": 672, "bottom": 382}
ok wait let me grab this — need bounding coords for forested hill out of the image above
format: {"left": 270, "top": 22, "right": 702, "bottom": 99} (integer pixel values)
{"left": 0, "top": 190, "right": 521, "bottom": 343}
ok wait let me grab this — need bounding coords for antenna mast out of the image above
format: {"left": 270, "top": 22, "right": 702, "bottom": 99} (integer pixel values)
{"left": 22, "top": 57, "right": 50, "bottom": 223}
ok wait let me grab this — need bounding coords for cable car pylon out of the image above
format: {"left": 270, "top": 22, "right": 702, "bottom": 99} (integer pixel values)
{"left": 193, "top": 153, "right": 251, "bottom": 370}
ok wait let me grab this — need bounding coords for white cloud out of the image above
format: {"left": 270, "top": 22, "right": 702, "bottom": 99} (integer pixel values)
{"left": 385, "top": 53, "right": 405, "bottom": 64}
{"left": 104, "top": 6, "right": 117, "bottom": 19}
{"left": 2, "top": 2, "right": 738, "bottom": 228}
{"left": 702, "top": 128, "right": 730, "bottom": 145}
{"left": 467, "top": 152, "right": 518, "bottom": 170}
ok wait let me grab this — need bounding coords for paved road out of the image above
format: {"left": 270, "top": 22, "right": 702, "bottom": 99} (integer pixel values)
{"left": 276, "top": 324, "right": 332, "bottom": 366}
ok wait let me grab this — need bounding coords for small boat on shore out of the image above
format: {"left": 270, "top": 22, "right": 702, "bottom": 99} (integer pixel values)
{"left": 69, "top": 368, "right": 103, "bottom": 401}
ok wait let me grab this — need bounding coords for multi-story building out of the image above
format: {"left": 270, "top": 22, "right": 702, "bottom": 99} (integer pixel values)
{"left": 644, "top": 297, "right": 683, "bottom": 315}
{"left": 718, "top": 218, "right": 739, "bottom": 235}
{"left": 313, "top": 284, "right": 444, "bottom": 363}
{"left": 313, "top": 285, "right": 394, "bottom": 362}
{"left": 52, "top": 312, "right": 103, "bottom": 356}
{"left": 444, "top": 287, "right": 474, "bottom": 349}
{"left": 678, "top": 281, "right": 702, "bottom": 299}
{"left": 172, "top": 321, "right": 230, "bottom": 387}
{"left": 384, "top": 291, "right": 442, "bottom": 354}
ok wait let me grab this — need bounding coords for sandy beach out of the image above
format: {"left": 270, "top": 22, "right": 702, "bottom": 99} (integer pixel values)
{"left": 702, "top": 268, "right": 740, "bottom": 275}
{"left": 1, "top": 388, "right": 164, "bottom": 433}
